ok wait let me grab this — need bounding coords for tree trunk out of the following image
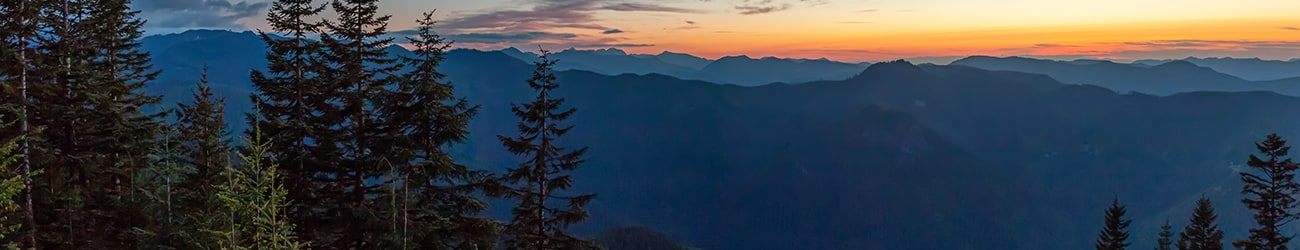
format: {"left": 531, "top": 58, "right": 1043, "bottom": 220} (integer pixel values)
{"left": 17, "top": 0, "right": 36, "bottom": 248}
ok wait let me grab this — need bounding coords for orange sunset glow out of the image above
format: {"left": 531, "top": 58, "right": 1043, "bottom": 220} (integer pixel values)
{"left": 154, "top": 0, "right": 1300, "bottom": 61}
{"left": 374, "top": 0, "right": 1300, "bottom": 62}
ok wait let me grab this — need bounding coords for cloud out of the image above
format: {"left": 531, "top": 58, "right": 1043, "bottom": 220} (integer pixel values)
{"left": 432, "top": 0, "right": 689, "bottom": 50}
{"left": 667, "top": 20, "right": 701, "bottom": 31}
{"left": 131, "top": 0, "right": 269, "bottom": 29}
{"left": 603, "top": 3, "right": 703, "bottom": 13}
{"left": 439, "top": 0, "right": 608, "bottom": 31}
{"left": 1032, "top": 43, "right": 1080, "bottom": 48}
{"left": 802, "top": 0, "right": 832, "bottom": 7}
{"left": 441, "top": 0, "right": 702, "bottom": 32}
{"left": 731, "top": 0, "right": 830, "bottom": 15}
{"left": 962, "top": 39, "right": 1300, "bottom": 61}
{"left": 573, "top": 43, "right": 655, "bottom": 48}
{"left": 386, "top": 29, "right": 648, "bottom": 51}
{"left": 1117, "top": 40, "right": 1300, "bottom": 51}
{"left": 445, "top": 32, "right": 579, "bottom": 44}
{"left": 736, "top": 3, "right": 792, "bottom": 15}
{"left": 1285, "top": 26, "right": 1299, "bottom": 31}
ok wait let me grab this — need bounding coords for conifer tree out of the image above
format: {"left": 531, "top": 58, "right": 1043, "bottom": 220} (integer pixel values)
{"left": 28, "top": 0, "right": 96, "bottom": 247}
{"left": 1234, "top": 134, "right": 1300, "bottom": 250}
{"left": 217, "top": 123, "right": 307, "bottom": 249}
{"left": 282, "top": 0, "right": 409, "bottom": 247}
{"left": 134, "top": 124, "right": 187, "bottom": 249}
{"left": 246, "top": 0, "right": 325, "bottom": 244}
{"left": 176, "top": 68, "right": 233, "bottom": 247}
{"left": 178, "top": 67, "right": 231, "bottom": 195}
{"left": 376, "top": 11, "right": 497, "bottom": 249}
{"left": 1096, "top": 197, "right": 1131, "bottom": 250}
{"left": 1178, "top": 196, "right": 1224, "bottom": 250}
{"left": 87, "top": 0, "right": 165, "bottom": 246}
{"left": 0, "top": 143, "right": 26, "bottom": 250}
{"left": 24, "top": 0, "right": 163, "bottom": 247}
{"left": 498, "top": 50, "right": 598, "bottom": 249}
{"left": 0, "top": 116, "right": 38, "bottom": 249}
{"left": 0, "top": 1, "right": 42, "bottom": 246}
{"left": 1157, "top": 219, "right": 1174, "bottom": 250}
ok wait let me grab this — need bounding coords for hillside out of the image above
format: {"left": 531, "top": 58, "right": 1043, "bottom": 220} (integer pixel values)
{"left": 140, "top": 30, "right": 1300, "bottom": 249}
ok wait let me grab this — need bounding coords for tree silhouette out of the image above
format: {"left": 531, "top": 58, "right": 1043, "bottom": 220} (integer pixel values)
{"left": 246, "top": 0, "right": 325, "bottom": 245}
{"left": 1178, "top": 196, "right": 1223, "bottom": 250}
{"left": 1157, "top": 219, "right": 1173, "bottom": 250}
{"left": 378, "top": 10, "right": 498, "bottom": 249}
{"left": 497, "top": 50, "right": 597, "bottom": 249}
{"left": 1234, "top": 134, "right": 1299, "bottom": 250}
{"left": 1096, "top": 197, "right": 1131, "bottom": 250}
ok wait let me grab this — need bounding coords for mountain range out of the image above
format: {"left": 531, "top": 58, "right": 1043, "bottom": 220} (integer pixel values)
{"left": 501, "top": 46, "right": 872, "bottom": 86}
{"left": 141, "top": 29, "right": 1300, "bottom": 249}
{"left": 1134, "top": 57, "right": 1300, "bottom": 81}
{"left": 951, "top": 56, "right": 1300, "bottom": 96}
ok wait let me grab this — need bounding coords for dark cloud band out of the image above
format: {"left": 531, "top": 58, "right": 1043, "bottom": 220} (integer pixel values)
{"left": 131, "top": 0, "right": 269, "bottom": 29}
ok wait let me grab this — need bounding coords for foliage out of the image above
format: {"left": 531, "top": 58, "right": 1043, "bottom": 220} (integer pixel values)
{"left": 0, "top": 116, "right": 37, "bottom": 249}
{"left": 216, "top": 123, "right": 306, "bottom": 249}
{"left": 0, "top": 0, "right": 42, "bottom": 247}
{"left": 246, "top": 0, "right": 325, "bottom": 246}
{"left": 377, "top": 10, "right": 497, "bottom": 249}
{"left": 497, "top": 50, "right": 597, "bottom": 249}
{"left": 1157, "top": 219, "right": 1173, "bottom": 250}
{"left": 18, "top": 0, "right": 165, "bottom": 247}
{"left": 1096, "top": 197, "right": 1131, "bottom": 250}
{"left": 176, "top": 68, "right": 234, "bottom": 247}
{"left": 133, "top": 125, "right": 189, "bottom": 249}
{"left": 1233, "top": 134, "right": 1299, "bottom": 250}
{"left": 1177, "top": 196, "right": 1223, "bottom": 250}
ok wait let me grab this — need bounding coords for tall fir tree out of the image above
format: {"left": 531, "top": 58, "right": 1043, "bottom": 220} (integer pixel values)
{"left": 1234, "top": 134, "right": 1300, "bottom": 250}
{"left": 1178, "top": 196, "right": 1224, "bottom": 250}
{"left": 0, "top": 1, "right": 42, "bottom": 246}
{"left": 86, "top": 0, "right": 165, "bottom": 246}
{"left": 28, "top": 0, "right": 94, "bottom": 247}
{"left": 1157, "top": 219, "right": 1174, "bottom": 250}
{"left": 1096, "top": 197, "right": 1131, "bottom": 250}
{"left": 290, "top": 0, "right": 408, "bottom": 247}
{"left": 378, "top": 10, "right": 497, "bottom": 249}
{"left": 24, "top": 0, "right": 163, "bottom": 247}
{"left": 177, "top": 67, "right": 233, "bottom": 247}
{"left": 178, "top": 67, "right": 231, "bottom": 196}
{"left": 497, "top": 50, "right": 597, "bottom": 249}
{"left": 246, "top": 0, "right": 326, "bottom": 245}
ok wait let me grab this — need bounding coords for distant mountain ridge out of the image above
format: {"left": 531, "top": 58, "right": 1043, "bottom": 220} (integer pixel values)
{"left": 503, "top": 47, "right": 872, "bottom": 86}
{"left": 951, "top": 56, "right": 1300, "bottom": 96}
{"left": 1134, "top": 57, "right": 1300, "bottom": 81}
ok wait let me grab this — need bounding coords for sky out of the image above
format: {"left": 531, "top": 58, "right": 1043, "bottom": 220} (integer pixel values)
{"left": 132, "top": 0, "right": 1300, "bottom": 62}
